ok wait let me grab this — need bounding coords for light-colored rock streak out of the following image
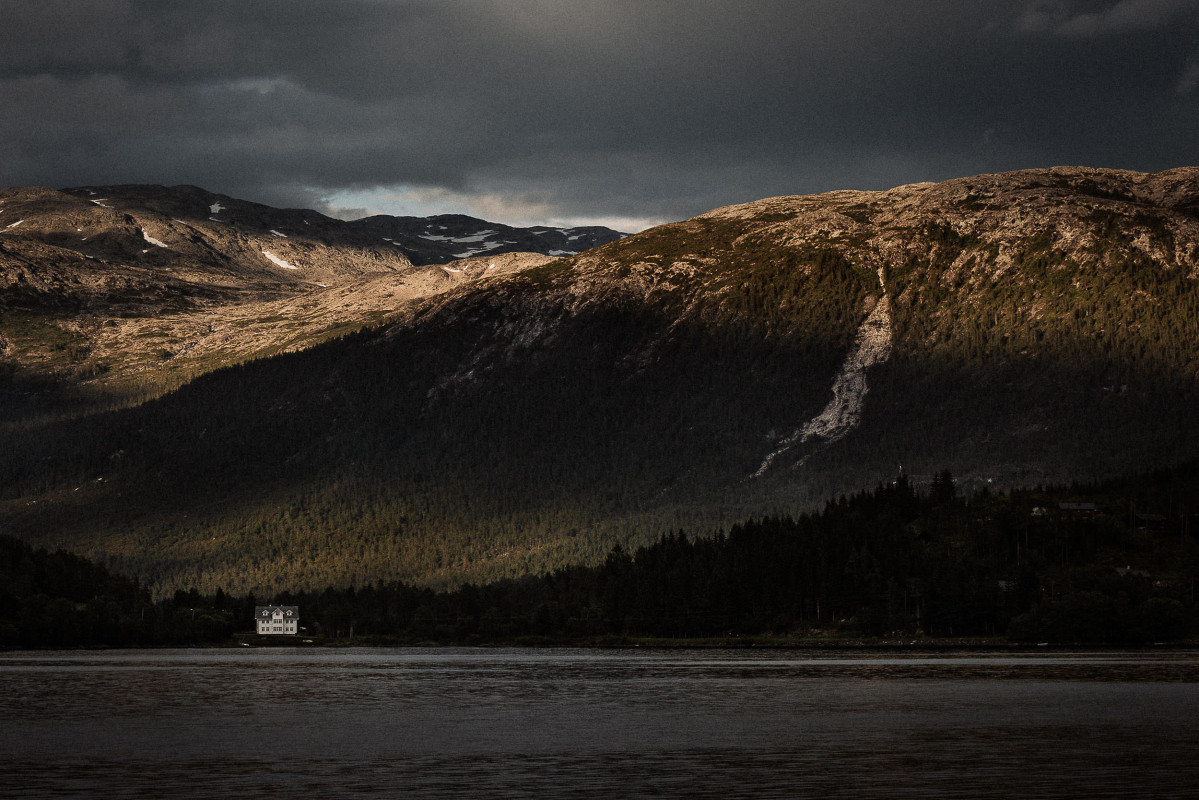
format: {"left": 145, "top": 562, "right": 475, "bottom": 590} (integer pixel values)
{"left": 754, "top": 269, "right": 892, "bottom": 476}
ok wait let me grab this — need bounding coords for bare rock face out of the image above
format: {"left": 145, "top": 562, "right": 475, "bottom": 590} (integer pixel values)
{"left": 4, "top": 166, "right": 1199, "bottom": 597}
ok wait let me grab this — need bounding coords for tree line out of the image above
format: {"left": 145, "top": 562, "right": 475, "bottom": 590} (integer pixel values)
{"left": 5, "top": 465, "right": 1198, "bottom": 648}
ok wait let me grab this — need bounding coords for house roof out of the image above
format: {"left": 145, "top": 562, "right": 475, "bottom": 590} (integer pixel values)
{"left": 255, "top": 605, "right": 299, "bottom": 619}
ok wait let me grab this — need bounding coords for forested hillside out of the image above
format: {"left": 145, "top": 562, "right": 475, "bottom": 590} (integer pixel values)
{"left": 323, "top": 465, "right": 1198, "bottom": 644}
{"left": 6, "top": 464, "right": 1197, "bottom": 647}
{"left": 0, "top": 534, "right": 243, "bottom": 647}
{"left": 3, "top": 167, "right": 1199, "bottom": 597}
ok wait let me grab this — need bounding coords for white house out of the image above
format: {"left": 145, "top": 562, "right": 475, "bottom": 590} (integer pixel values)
{"left": 255, "top": 605, "right": 299, "bottom": 635}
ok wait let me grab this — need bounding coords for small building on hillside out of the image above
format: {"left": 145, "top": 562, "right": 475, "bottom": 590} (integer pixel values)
{"left": 255, "top": 606, "right": 299, "bottom": 635}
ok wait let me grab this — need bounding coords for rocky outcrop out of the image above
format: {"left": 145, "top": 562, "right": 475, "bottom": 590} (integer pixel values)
{"left": 756, "top": 269, "right": 893, "bottom": 475}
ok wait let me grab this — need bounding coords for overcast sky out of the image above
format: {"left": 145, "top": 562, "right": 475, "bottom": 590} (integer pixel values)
{"left": 2, "top": 0, "right": 1196, "bottom": 230}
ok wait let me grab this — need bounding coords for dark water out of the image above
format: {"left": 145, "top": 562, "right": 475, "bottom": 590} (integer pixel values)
{"left": 3, "top": 648, "right": 1199, "bottom": 798}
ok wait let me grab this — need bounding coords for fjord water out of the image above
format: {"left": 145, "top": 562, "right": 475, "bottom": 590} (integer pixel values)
{"left": 4, "top": 649, "right": 1199, "bottom": 799}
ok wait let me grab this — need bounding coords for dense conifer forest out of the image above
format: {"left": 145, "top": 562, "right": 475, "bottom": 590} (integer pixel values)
{"left": 5, "top": 464, "right": 1197, "bottom": 648}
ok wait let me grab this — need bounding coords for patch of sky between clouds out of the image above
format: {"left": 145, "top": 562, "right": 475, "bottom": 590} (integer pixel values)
{"left": 200, "top": 77, "right": 291, "bottom": 95}
{"left": 322, "top": 185, "right": 665, "bottom": 234}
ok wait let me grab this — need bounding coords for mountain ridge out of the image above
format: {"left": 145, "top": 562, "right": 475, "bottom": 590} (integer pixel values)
{"left": 0, "top": 184, "right": 623, "bottom": 422}
{"left": 3, "top": 166, "right": 1199, "bottom": 596}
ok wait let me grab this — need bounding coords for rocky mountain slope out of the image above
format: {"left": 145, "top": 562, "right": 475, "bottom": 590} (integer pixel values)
{"left": 0, "top": 184, "right": 616, "bottom": 421}
{"left": 3, "top": 166, "right": 1199, "bottom": 597}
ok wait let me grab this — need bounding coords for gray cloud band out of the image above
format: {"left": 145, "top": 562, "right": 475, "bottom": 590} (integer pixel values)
{"left": 2, "top": 0, "right": 1196, "bottom": 225}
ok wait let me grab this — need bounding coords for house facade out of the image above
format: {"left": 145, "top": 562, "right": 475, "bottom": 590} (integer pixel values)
{"left": 255, "top": 605, "right": 299, "bottom": 635}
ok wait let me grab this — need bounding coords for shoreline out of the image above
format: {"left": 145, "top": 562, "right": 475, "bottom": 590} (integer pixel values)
{"left": 7, "top": 635, "right": 1199, "bottom": 653}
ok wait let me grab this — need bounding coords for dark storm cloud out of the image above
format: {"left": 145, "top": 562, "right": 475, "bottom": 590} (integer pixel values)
{"left": 2, "top": 0, "right": 1196, "bottom": 226}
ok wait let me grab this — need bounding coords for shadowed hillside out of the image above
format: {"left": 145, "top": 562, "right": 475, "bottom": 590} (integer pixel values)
{"left": 3, "top": 167, "right": 1199, "bottom": 596}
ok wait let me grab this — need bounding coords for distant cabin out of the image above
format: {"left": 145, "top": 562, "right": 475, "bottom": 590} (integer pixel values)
{"left": 255, "top": 605, "right": 299, "bottom": 635}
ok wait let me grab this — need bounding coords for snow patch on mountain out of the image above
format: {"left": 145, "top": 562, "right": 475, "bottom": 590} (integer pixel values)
{"left": 142, "top": 231, "right": 168, "bottom": 248}
{"left": 420, "top": 230, "right": 497, "bottom": 244}
{"left": 3, "top": 219, "right": 25, "bottom": 230}
{"left": 209, "top": 202, "right": 224, "bottom": 214}
{"left": 755, "top": 268, "right": 893, "bottom": 476}
{"left": 262, "top": 250, "right": 298, "bottom": 270}
{"left": 453, "top": 231, "right": 496, "bottom": 243}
